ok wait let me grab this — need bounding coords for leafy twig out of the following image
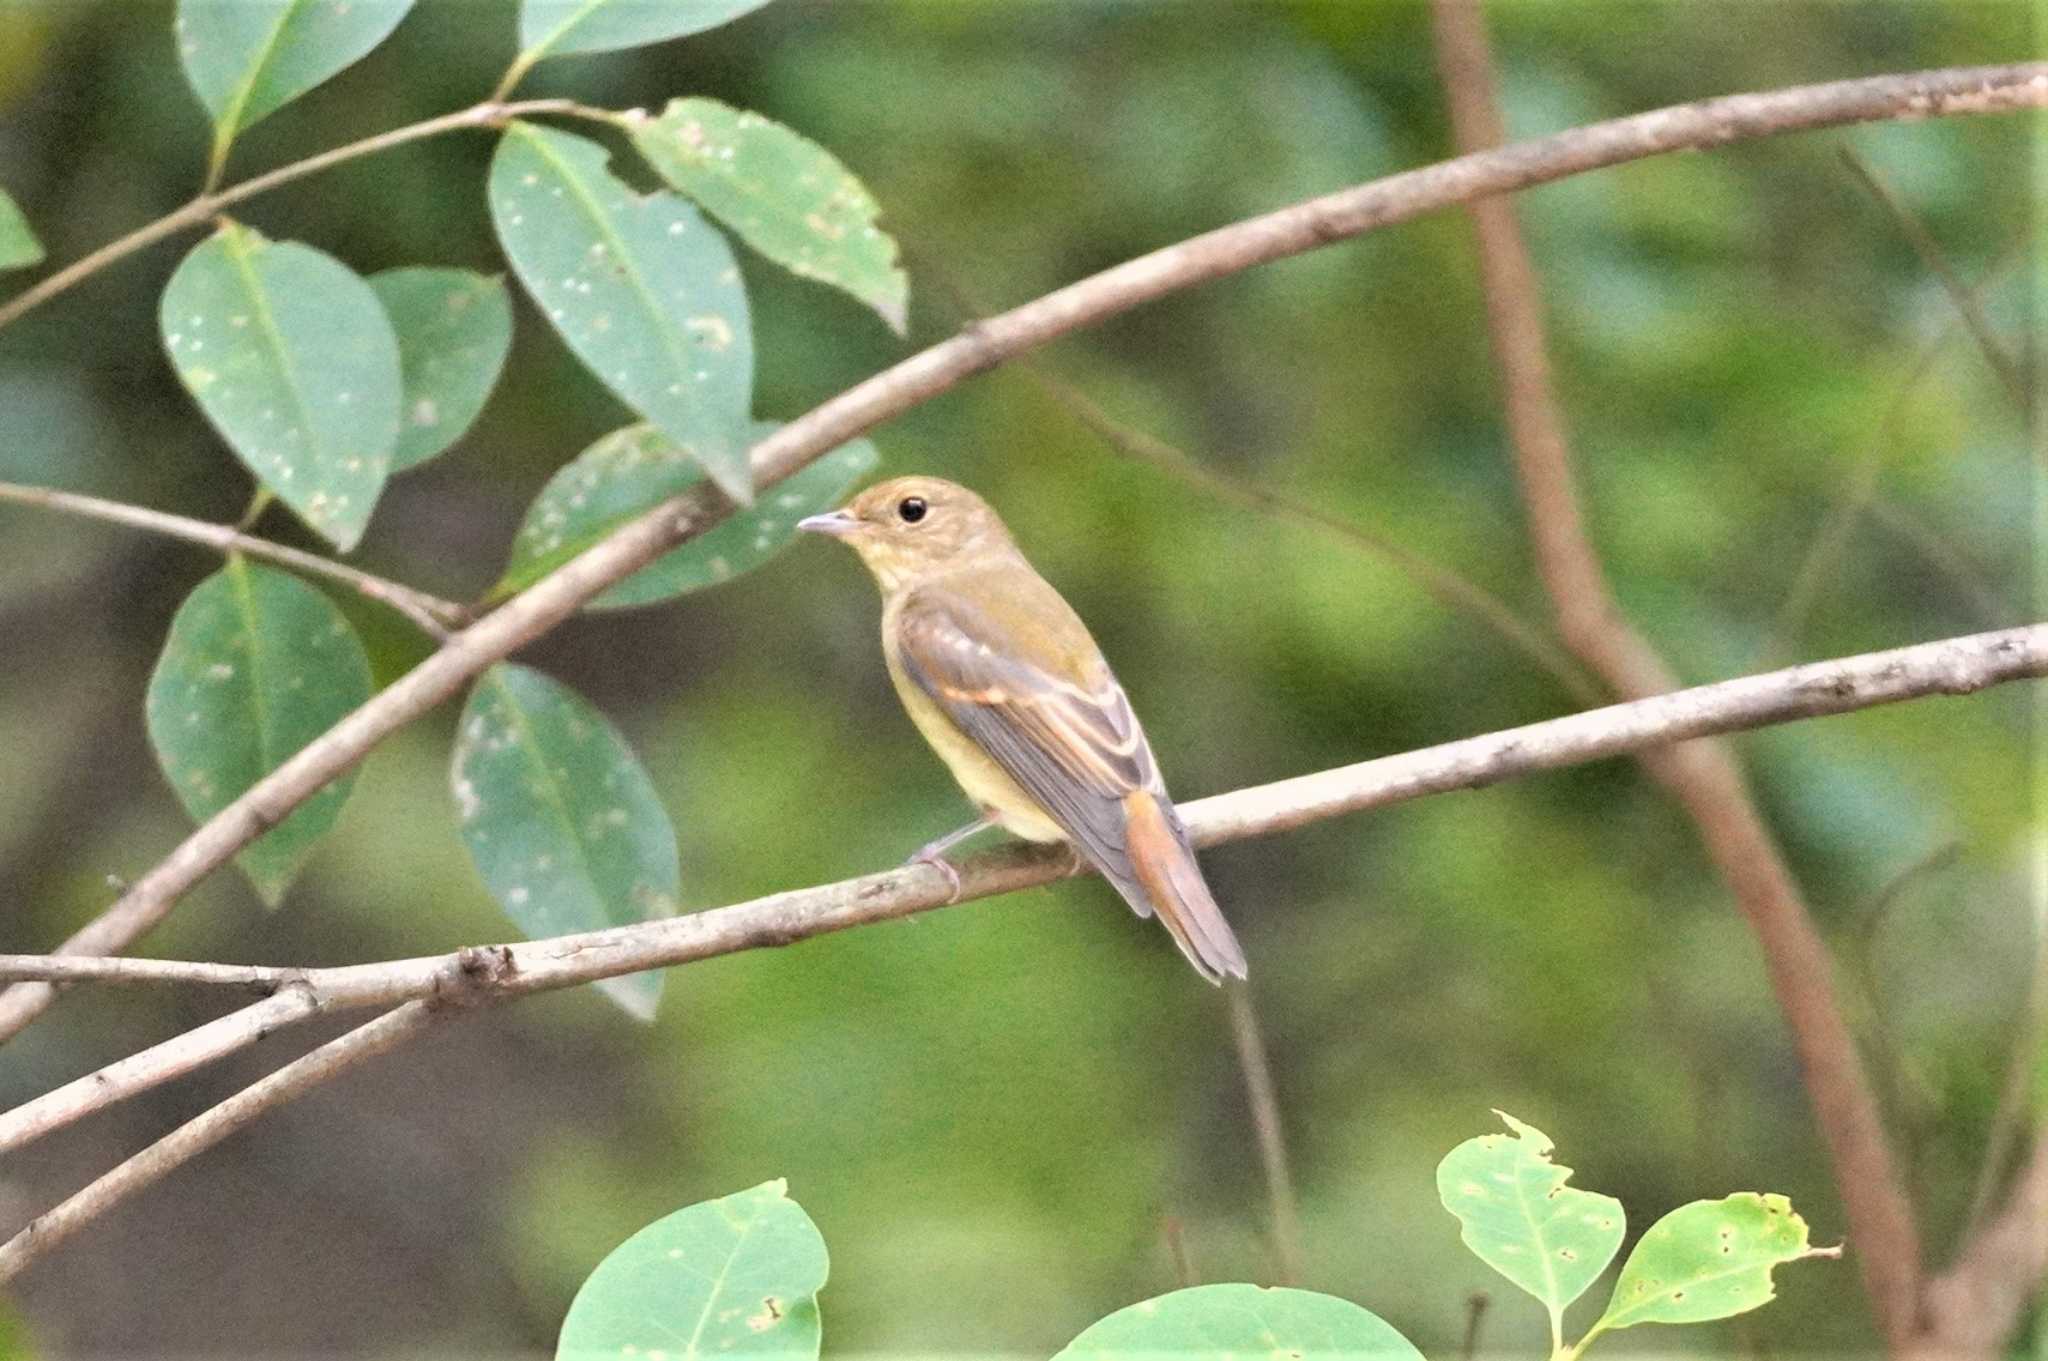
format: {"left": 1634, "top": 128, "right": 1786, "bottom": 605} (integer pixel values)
{"left": 0, "top": 481, "right": 468, "bottom": 638}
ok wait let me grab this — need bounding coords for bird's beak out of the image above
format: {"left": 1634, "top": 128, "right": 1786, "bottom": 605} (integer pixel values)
{"left": 797, "top": 509, "right": 859, "bottom": 537}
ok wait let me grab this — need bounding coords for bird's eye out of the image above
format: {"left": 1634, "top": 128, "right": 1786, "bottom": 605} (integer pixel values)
{"left": 896, "top": 496, "right": 928, "bottom": 524}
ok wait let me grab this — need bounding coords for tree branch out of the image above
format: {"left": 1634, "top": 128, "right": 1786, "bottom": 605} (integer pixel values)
{"left": 0, "top": 482, "right": 468, "bottom": 638}
{"left": 0, "top": 621, "right": 2040, "bottom": 1166}
{"left": 2, "top": 60, "right": 2041, "bottom": 1048}
{"left": 1428, "top": 1, "right": 1928, "bottom": 1347}
{"left": 0, "top": 999, "right": 459, "bottom": 1283}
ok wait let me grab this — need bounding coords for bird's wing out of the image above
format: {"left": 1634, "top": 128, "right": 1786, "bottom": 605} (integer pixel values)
{"left": 894, "top": 586, "right": 1159, "bottom": 896}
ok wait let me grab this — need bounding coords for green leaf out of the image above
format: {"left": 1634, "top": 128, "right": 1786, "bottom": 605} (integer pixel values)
{"left": 368, "top": 268, "right": 513, "bottom": 473}
{"left": 558, "top": 1179, "right": 826, "bottom": 1361}
{"left": 1589, "top": 1194, "right": 1837, "bottom": 1336}
{"left": 0, "top": 186, "right": 44, "bottom": 271}
{"left": 630, "top": 98, "right": 907, "bottom": 333}
{"left": 491, "top": 421, "right": 876, "bottom": 609}
{"left": 161, "top": 222, "right": 400, "bottom": 550}
{"left": 1437, "top": 1111, "right": 1624, "bottom": 1338}
{"left": 1053, "top": 1284, "right": 1425, "bottom": 1360}
{"left": 145, "top": 559, "right": 373, "bottom": 907}
{"left": 519, "top": 0, "right": 774, "bottom": 62}
{"left": 490, "top": 121, "right": 755, "bottom": 502}
{"left": 451, "top": 664, "right": 679, "bottom": 1020}
{"left": 176, "top": 0, "right": 415, "bottom": 148}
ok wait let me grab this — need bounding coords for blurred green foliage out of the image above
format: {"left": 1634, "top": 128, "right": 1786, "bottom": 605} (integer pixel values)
{"left": 0, "top": 1, "right": 2035, "bottom": 1357}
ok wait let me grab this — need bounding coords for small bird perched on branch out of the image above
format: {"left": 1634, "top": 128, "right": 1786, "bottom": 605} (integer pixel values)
{"left": 799, "top": 475, "right": 1247, "bottom": 984}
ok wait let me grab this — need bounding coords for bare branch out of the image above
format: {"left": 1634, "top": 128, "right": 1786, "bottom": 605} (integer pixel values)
{"left": 1, "top": 622, "right": 2040, "bottom": 1162}
{"left": 1226, "top": 985, "right": 1302, "bottom": 1286}
{"left": 0, "top": 482, "right": 469, "bottom": 638}
{"left": 2, "top": 60, "right": 2042, "bottom": 1046}
{"left": 1429, "top": 2, "right": 1932, "bottom": 1345}
{"left": 1921, "top": 1129, "right": 2048, "bottom": 1357}
{"left": 0, "top": 1000, "right": 457, "bottom": 1283}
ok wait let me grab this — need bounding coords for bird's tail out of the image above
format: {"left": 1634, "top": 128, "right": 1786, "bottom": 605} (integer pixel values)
{"left": 1119, "top": 791, "right": 1248, "bottom": 984}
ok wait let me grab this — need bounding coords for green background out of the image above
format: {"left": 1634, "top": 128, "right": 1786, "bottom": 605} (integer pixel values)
{"left": 0, "top": 1, "right": 2036, "bottom": 1356}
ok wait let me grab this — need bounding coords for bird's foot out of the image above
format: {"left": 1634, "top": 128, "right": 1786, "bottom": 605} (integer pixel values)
{"left": 908, "top": 846, "right": 965, "bottom": 904}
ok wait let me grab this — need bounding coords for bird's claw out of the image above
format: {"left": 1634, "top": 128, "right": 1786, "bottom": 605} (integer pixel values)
{"left": 908, "top": 848, "right": 965, "bottom": 904}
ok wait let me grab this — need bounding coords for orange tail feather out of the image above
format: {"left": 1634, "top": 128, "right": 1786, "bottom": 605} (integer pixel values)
{"left": 1122, "top": 792, "right": 1248, "bottom": 984}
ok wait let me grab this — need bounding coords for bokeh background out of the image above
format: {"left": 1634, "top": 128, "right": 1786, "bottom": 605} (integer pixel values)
{"left": 0, "top": 1, "right": 2038, "bottom": 1356}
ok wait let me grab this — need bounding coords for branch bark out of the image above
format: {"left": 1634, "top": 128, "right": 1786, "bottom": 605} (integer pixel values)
{"left": 1427, "top": 1, "right": 1932, "bottom": 1349}
{"left": 0, "top": 621, "right": 2039, "bottom": 1168}
{"left": 3, "top": 61, "right": 2040, "bottom": 1047}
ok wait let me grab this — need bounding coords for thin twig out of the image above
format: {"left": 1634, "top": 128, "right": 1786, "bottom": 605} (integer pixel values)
{"left": 0, "top": 98, "right": 619, "bottom": 333}
{"left": 1837, "top": 147, "right": 2030, "bottom": 412}
{"left": 1753, "top": 235, "right": 2028, "bottom": 670}
{"left": 1225, "top": 984, "right": 1303, "bottom": 1286}
{"left": 1460, "top": 1292, "right": 1490, "bottom": 1361}
{"left": 1, "top": 61, "right": 2041, "bottom": 1045}
{"left": 0, "top": 622, "right": 2040, "bottom": 1162}
{"left": 0, "top": 999, "right": 460, "bottom": 1283}
{"left": 1958, "top": 878, "right": 2046, "bottom": 1238}
{"left": 1018, "top": 365, "right": 1605, "bottom": 708}
{"left": 1921, "top": 1129, "right": 2048, "bottom": 1356}
{"left": 1429, "top": 1, "right": 1926, "bottom": 1345}
{"left": 0, "top": 481, "right": 468, "bottom": 638}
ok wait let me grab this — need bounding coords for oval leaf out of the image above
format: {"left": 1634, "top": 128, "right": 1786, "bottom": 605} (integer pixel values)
{"left": 630, "top": 98, "right": 907, "bottom": 333}
{"left": 490, "top": 121, "right": 755, "bottom": 502}
{"left": 492, "top": 421, "right": 876, "bottom": 608}
{"left": 368, "top": 268, "right": 513, "bottom": 472}
{"left": 177, "top": 0, "right": 415, "bottom": 146}
{"left": 1437, "top": 1111, "right": 1624, "bottom": 1327}
{"left": 1592, "top": 1194, "right": 1837, "bottom": 1333}
{"left": 519, "top": 0, "right": 773, "bottom": 61}
{"left": 145, "top": 559, "right": 373, "bottom": 907}
{"left": 558, "top": 1179, "right": 827, "bottom": 1361}
{"left": 451, "top": 664, "right": 679, "bottom": 1020}
{"left": 1054, "top": 1284, "right": 1424, "bottom": 1360}
{"left": 161, "top": 222, "right": 400, "bottom": 550}
{"left": 0, "top": 186, "right": 44, "bottom": 271}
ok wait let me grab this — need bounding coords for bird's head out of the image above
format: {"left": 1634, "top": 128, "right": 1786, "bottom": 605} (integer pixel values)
{"left": 798, "top": 475, "right": 1016, "bottom": 591}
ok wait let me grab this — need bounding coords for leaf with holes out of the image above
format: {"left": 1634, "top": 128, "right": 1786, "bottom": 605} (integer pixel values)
{"left": 0, "top": 186, "right": 43, "bottom": 271}
{"left": 1437, "top": 1111, "right": 1624, "bottom": 1335}
{"left": 161, "top": 222, "right": 400, "bottom": 550}
{"left": 1588, "top": 1194, "right": 1836, "bottom": 1338}
{"left": 518, "top": 0, "right": 774, "bottom": 62}
{"left": 490, "top": 121, "right": 755, "bottom": 502}
{"left": 451, "top": 664, "right": 678, "bottom": 1020}
{"left": 369, "top": 268, "right": 513, "bottom": 472}
{"left": 177, "top": 0, "right": 415, "bottom": 151}
{"left": 145, "top": 559, "right": 373, "bottom": 906}
{"left": 491, "top": 421, "right": 876, "bottom": 608}
{"left": 558, "top": 1179, "right": 827, "bottom": 1360}
{"left": 630, "top": 98, "right": 906, "bottom": 333}
{"left": 1053, "top": 1284, "right": 1424, "bottom": 1360}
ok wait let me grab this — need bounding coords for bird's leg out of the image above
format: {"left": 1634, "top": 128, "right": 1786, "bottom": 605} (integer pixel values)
{"left": 906, "top": 815, "right": 994, "bottom": 904}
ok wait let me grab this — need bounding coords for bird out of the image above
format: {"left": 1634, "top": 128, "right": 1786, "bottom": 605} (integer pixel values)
{"left": 798, "top": 475, "right": 1247, "bottom": 984}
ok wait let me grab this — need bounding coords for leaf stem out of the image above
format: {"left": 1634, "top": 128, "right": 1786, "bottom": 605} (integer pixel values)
{"left": 0, "top": 481, "right": 469, "bottom": 639}
{"left": 0, "top": 97, "right": 618, "bottom": 333}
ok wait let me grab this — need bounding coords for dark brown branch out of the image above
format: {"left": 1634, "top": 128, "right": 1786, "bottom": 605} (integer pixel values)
{"left": 1428, "top": 1, "right": 1928, "bottom": 1348}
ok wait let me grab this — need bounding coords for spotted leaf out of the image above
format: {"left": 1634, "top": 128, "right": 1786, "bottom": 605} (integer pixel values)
{"left": 491, "top": 420, "right": 875, "bottom": 609}
{"left": 1437, "top": 1111, "right": 1625, "bottom": 1332}
{"left": 630, "top": 98, "right": 906, "bottom": 332}
{"left": 368, "top": 268, "right": 513, "bottom": 472}
{"left": 161, "top": 222, "right": 400, "bottom": 550}
{"left": 451, "top": 664, "right": 678, "bottom": 1020}
{"left": 557, "top": 1179, "right": 826, "bottom": 1360}
{"left": 1591, "top": 1194, "right": 1836, "bottom": 1335}
{"left": 490, "top": 121, "right": 754, "bottom": 502}
{"left": 145, "top": 559, "right": 373, "bottom": 907}
{"left": 177, "top": 0, "right": 415, "bottom": 155}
